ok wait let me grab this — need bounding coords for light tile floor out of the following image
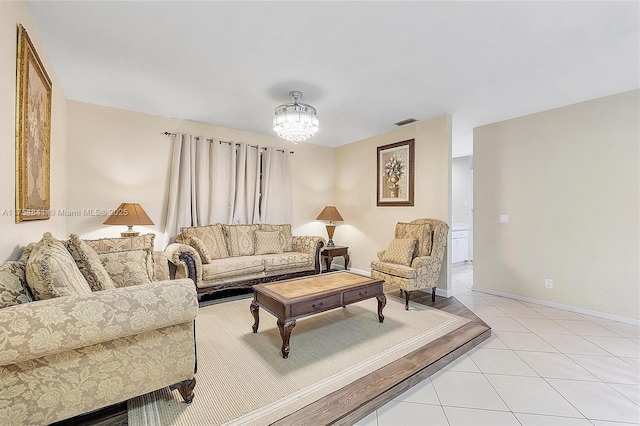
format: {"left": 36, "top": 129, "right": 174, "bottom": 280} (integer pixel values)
{"left": 356, "top": 264, "right": 640, "bottom": 426}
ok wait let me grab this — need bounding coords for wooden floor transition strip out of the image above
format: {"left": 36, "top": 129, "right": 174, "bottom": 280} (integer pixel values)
{"left": 273, "top": 290, "right": 490, "bottom": 425}
{"left": 54, "top": 289, "right": 490, "bottom": 426}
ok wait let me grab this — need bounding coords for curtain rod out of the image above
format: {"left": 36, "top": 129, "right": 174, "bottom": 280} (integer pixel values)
{"left": 163, "top": 131, "right": 293, "bottom": 154}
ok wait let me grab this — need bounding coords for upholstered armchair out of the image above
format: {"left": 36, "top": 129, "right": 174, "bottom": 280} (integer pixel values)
{"left": 371, "top": 218, "right": 449, "bottom": 310}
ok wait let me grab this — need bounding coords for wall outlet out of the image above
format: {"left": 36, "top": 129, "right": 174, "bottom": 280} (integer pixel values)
{"left": 545, "top": 279, "right": 553, "bottom": 288}
{"left": 499, "top": 214, "right": 509, "bottom": 223}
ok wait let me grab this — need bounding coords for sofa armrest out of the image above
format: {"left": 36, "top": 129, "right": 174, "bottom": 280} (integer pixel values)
{"left": 0, "top": 279, "right": 198, "bottom": 367}
{"left": 377, "top": 250, "right": 386, "bottom": 261}
{"left": 166, "top": 243, "right": 202, "bottom": 286}
{"left": 292, "top": 236, "right": 325, "bottom": 274}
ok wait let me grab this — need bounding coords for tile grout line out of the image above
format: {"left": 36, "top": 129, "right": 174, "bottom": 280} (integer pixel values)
{"left": 452, "top": 266, "right": 639, "bottom": 425}
{"left": 506, "top": 313, "right": 639, "bottom": 422}
{"left": 461, "top": 270, "right": 588, "bottom": 423}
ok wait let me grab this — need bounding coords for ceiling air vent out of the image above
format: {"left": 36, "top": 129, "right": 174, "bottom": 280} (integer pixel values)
{"left": 394, "top": 118, "right": 418, "bottom": 126}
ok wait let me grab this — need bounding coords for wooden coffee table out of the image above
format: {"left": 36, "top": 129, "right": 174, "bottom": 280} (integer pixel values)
{"left": 250, "top": 271, "right": 386, "bottom": 358}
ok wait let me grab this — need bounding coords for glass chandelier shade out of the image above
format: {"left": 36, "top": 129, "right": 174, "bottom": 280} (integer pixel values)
{"left": 273, "top": 91, "right": 319, "bottom": 144}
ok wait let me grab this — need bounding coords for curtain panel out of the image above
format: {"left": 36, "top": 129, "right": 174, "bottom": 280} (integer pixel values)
{"left": 163, "top": 133, "right": 292, "bottom": 247}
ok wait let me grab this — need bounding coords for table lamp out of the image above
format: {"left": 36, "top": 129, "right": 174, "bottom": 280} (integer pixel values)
{"left": 103, "top": 202, "right": 154, "bottom": 237}
{"left": 316, "top": 206, "right": 344, "bottom": 247}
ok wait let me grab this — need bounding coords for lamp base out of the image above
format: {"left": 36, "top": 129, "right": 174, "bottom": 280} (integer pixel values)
{"left": 325, "top": 224, "right": 336, "bottom": 247}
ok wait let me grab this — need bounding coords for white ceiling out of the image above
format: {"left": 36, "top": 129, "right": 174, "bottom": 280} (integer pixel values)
{"left": 27, "top": 1, "right": 639, "bottom": 157}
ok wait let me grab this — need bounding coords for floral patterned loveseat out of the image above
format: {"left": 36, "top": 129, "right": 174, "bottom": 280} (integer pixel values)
{"left": 0, "top": 232, "right": 198, "bottom": 425}
{"left": 166, "top": 224, "right": 325, "bottom": 299}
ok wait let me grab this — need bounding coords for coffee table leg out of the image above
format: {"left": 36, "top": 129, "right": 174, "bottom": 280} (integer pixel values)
{"left": 250, "top": 301, "right": 260, "bottom": 333}
{"left": 376, "top": 293, "right": 387, "bottom": 323}
{"left": 277, "top": 318, "right": 296, "bottom": 359}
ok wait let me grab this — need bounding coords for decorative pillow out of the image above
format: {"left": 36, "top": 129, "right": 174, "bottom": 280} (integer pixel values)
{"left": 99, "top": 250, "right": 152, "bottom": 288}
{"left": 17, "top": 242, "right": 35, "bottom": 266}
{"left": 0, "top": 261, "right": 33, "bottom": 308}
{"left": 25, "top": 233, "right": 92, "bottom": 300}
{"left": 66, "top": 234, "right": 116, "bottom": 291}
{"left": 258, "top": 224, "right": 293, "bottom": 252}
{"left": 255, "top": 231, "right": 284, "bottom": 255}
{"left": 180, "top": 224, "right": 229, "bottom": 260}
{"left": 183, "top": 235, "right": 212, "bottom": 264}
{"left": 381, "top": 238, "right": 418, "bottom": 266}
{"left": 224, "top": 224, "right": 259, "bottom": 257}
{"left": 153, "top": 251, "right": 170, "bottom": 281}
{"left": 84, "top": 234, "right": 155, "bottom": 281}
{"left": 395, "top": 223, "right": 433, "bottom": 257}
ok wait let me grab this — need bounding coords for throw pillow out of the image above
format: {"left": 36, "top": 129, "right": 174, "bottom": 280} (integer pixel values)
{"left": 258, "top": 224, "right": 293, "bottom": 252}
{"left": 381, "top": 238, "right": 418, "bottom": 266}
{"left": 99, "top": 250, "right": 153, "bottom": 288}
{"left": 66, "top": 234, "right": 116, "bottom": 291}
{"left": 180, "top": 224, "right": 229, "bottom": 260}
{"left": 25, "top": 232, "right": 92, "bottom": 300}
{"left": 183, "top": 235, "right": 212, "bottom": 264}
{"left": 152, "top": 251, "right": 171, "bottom": 281}
{"left": 224, "top": 224, "right": 259, "bottom": 257}
{"left": 0, "top": 261, "right": 33, "bottom": 308}
{"left": 395, "top": 223, "right": 433, "bottom": 257}
{"left": 17, "top": 242, "right": 35, "bottom": 266}
{"left": 84, "top": 234, "right": 155, "bottom": 281}
{"left": 255, "top": 231, "right": 284, "bottom": 255}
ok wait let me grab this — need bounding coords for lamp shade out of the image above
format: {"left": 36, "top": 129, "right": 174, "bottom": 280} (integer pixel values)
{"left": 103, "top": 203, "right": 154, "bottom": 226}
{"left": 316, "top": 206, "right": 344, "bottom": 222}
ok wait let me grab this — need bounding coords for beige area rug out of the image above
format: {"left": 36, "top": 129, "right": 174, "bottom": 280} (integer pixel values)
{"left": 128, "top": 295, "right": 469, "bottom": 426}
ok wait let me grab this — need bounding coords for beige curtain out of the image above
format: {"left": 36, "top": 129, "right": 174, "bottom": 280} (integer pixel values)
{"left": 163, "top": 133, "right": 195, "bottom": 247}
{"left": 209, "top": 141, "right": 236, "bottom": 224}
{"left": 260, "top": 147, "right": 292, "bottom": 224}
{"left": 163, "top": 135, "right": 291, "bottom": 247}
{"left": 231, "top": 143, "right": 261, "bottom": 224}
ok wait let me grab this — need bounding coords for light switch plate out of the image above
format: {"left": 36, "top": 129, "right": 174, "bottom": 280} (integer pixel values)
{"left": 499, "top": 215, "right": 509, "bottom": 223}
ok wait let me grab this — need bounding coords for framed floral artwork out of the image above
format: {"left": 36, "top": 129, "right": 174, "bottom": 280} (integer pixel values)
{"left": 377, "top": 139, "right": 414, "bottom": 206}
{"left": 15, "top": 24, "right": 52, "bottom": 222}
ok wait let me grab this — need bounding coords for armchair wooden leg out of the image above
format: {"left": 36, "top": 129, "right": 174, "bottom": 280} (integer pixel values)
{"left": 170, "top": 377, "right": 196, "bottom": 404}
{"left": 404, "top": 290, "right": 412, "bottom": 310}
{"left": 432, "top": 287, "right": 437, "bottom": 302}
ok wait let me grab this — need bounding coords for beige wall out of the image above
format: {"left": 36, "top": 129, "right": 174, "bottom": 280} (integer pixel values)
{"left": 67, "top": 101, "right": 334, "bottom": 248}
{"left": 0, "top": 1, "right": 68, "bottom": 261}
{"left": 474, "top": 90, "right": 639, "bottom": 321}
{"left": 334, "top": 115, "right": 452, "bottom": 292}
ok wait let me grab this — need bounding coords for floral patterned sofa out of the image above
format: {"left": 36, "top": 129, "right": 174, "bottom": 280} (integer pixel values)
{"left": 0, "top": 232, "right": 198, "bottom": 425}
{"left": 166, "top": 224, "right": 325, "bottom": 299}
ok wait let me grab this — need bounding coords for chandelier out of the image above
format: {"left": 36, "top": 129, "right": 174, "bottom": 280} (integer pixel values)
{"left": 273, "top": 91, "right": 319, "bottom": 144}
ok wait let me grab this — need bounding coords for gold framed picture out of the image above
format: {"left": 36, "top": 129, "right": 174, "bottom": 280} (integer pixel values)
{"left": 377, "top": 139, "right": 415, "bottom": 206}
{"left": 15, "top": 24, "right": 52, "bottom": 222}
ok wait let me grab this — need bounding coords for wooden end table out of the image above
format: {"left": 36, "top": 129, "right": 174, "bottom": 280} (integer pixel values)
{"left": 250, "top": 271, "right": 386, "bottom": 359}
{"left": 321, "top": 245, "right": 349, "bottom": 273}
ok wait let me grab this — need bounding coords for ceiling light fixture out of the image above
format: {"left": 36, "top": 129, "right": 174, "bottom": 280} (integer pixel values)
{"left": 273, "top": 91, "right": 319, "bottom": 144}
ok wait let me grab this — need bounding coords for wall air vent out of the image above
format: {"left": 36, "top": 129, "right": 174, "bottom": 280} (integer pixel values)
{"left": 394, "top": 118, "right": 418, "bottom": 126}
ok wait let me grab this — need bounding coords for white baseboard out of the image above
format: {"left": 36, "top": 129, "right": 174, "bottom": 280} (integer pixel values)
{"left": 473, "top": 286, "right": 640, "bottom": 326}
{"left": 434, "top": 288, "right": 453, "bottom": 298}
{"left": 344, "top": 267, "right": 453, "bottom": 298}
{"left": 346, "top": 266, "right": 370, "bottom": 276}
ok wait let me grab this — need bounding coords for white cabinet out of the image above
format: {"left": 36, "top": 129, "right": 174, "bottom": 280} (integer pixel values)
{"left": 451, "top": 230, "right": 469, "bottom": 263}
